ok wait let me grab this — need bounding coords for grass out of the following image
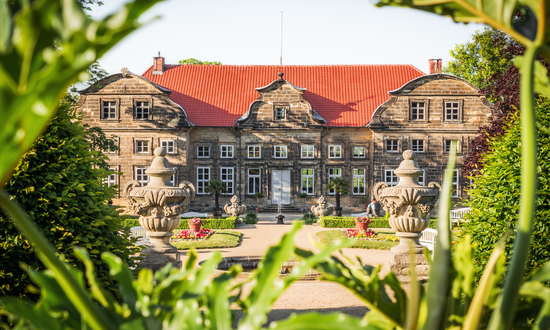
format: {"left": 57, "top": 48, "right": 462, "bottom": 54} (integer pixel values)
{"left": 317, "top": 229, "right": 399, "bottom": 250}
{"left": 170, "top": 230, "right": 242, "bottom": 250}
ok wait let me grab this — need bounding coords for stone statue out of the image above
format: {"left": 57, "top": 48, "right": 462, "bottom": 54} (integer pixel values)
{"left": 374, "top": 150, "right": 440, "bottom": 278}
{"left": 124, "top": 147, "right": 195, "bottom": 270}
{"left": 224, "top": 195, "right": 247, "bottom": 217}
{"left": 311, "top": 195, "right": 333, "bottom": 217}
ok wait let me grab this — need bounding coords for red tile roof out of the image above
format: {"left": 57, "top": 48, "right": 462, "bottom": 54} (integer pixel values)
{"left": 142, "top": 65, "right": 425, "bottom": 127}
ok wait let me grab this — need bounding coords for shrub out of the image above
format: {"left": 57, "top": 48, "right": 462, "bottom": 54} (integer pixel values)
{"left": 463, "top": 105, "right": 550, "bottom": 278}
{"left": 320, "top": 216, "right": 437, "bottom": 229}
{"left": 302, "top": 212, "right": 317, "bottom": 225}
{"left": 243, "top": 212, "right": 258, "bottom": 224}
{"left": 122, "top": 217, "right": 237, "bottom": 230}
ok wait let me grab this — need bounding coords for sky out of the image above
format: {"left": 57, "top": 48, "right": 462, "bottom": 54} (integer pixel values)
{"left": 90, "top": 0, "right": 485, "bottom": 76}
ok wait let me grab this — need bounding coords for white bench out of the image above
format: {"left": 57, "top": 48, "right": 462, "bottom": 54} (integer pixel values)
{"left": 350, "top": 212, "right": 369, "bottom": 217}
{"left": 450, "top": 207, "right": 471, "bottom": 228}
{"left": 180, "top": 212, "right": 208, "bottom": 218}
{"left": 420, "top": 228, "right": 438, "bottom": 258}
{"left": 130, "top": 226, "right": 149, "bottom": 245}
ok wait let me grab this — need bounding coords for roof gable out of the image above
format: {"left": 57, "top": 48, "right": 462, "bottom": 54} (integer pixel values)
{"left": 142, "top": 65, "right": 425, "bottom": 127}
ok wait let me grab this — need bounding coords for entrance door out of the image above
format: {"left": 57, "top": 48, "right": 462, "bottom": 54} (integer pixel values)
{"left": 272, "top": 170, "right": 291, "bottom": 204}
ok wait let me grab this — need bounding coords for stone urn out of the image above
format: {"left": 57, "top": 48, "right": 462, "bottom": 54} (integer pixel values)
{"left": 311, "top": 195, "right": 333, "bottom": 217}
{"left": 374, "top": 150, "right": 440, "bottom": 277}
{"left": 224, "top": 195, "right": 247, "bottom": 217}
{"left": 124, "top": 147, "right": 195, "bottom": 270}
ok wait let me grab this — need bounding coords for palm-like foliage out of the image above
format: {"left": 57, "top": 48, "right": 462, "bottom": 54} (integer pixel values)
{"left": 205, "top": 179, "right": 228, "bottom": 210}
{"left": 327, "top": 177, "right": 350, "bottom": 211}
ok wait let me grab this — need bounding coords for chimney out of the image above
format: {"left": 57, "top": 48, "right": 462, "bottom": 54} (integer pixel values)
{"left": 153, "top": 52, "right": 164, "bottom": 75}
{"left": 429, "top": 59, "right": 442, "bottom": 74}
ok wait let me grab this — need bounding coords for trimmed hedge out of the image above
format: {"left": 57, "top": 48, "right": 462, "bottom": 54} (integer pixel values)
{"left": 122, "top": 216, "right": 237, "bottom": 229}
{"left": 320, "top": 216, "right": 437, "bottom": 229}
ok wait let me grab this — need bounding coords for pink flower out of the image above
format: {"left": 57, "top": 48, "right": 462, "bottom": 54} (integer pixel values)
{"left": 188, "top": 217, "right": 201, "bottom": 224}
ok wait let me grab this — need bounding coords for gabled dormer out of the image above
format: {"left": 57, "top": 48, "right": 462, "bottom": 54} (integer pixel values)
{"left": 236, "top": 73, "right": 326, "bottom": 128}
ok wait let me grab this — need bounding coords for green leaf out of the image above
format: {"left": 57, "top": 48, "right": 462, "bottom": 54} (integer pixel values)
{"left": 269, "top": 312, "right": 368, "bottom": 330}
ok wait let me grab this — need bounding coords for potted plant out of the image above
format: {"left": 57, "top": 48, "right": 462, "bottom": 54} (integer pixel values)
{"left": 205, "top": 180, "right": 227, "bottom": 217}
{"left": 354, "top": 216, "right": 370, "bottom": 231}
{"left": 300, "top": 206, "right": 308, "bottom": 214}
{"left": 188, "top": 217, "right": 202, "bottom": 232}
{"left": 254, "top": 192, "right": 263, "bottom": 213}
{"left": 327, "top": 177, "right": 351, "bottom": 216}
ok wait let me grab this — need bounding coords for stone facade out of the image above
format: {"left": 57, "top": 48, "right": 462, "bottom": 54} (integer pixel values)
{"left": 76, "top": 68, "right": 493, "bottom": 212}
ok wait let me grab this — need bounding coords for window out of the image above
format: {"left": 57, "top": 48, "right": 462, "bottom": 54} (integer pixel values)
{"left": 104, "top": 168, "right": 117, "bottom": 187}
{"left": 248, "top": 168, "right": 261, "bottom": 195}
{"left": 169, "top": 174, "right": 176, "bottom": 186}
{"left": 301, "top": 169, "right": 314, "bottom": 195}
{"left": 136, "top": 140, "right": 149, "bottom": 154}
{"left": 385, "top": 169, "right": 399, "bottom": 187}
{"left": 106, "top": 141, "right": 117, "bottom": 154}
{"left": 328, "top": 168, "right": 341, "bottom": 195}
{"left": 220, "top": 167, "right": 234, "bottom": 195}
{"left": 102, "top": 101, "right": 116, "bottom": 119}
{"left": 445, "top": 169, "right": 459, "bottom": 197}
{"left": 275, "top": 107, "right": 287, "bottom": 120}
{"left": 328, "top": 145, "right": 342, "bottom": 158}
{"left": 221, "top": 145, "right": 234, "bottom": 158}
{"left": 274, "top": 145, "right": 288, "bottom": 158}
{"left": 353, "top": 169, "right": 365, "bottom": 195}
{"left": 135, "top": 167, "right": 149, "bottom": 186}
{"left": 411, "top": 102, "right": 425, "bottom": 120}
{"left": 353, "top": 146, "right": 366, "bottom": 158}
{"left": 445, "top": 139, "right": 458, "bottom": 153}
{"left": 197, "top": 167, "right": 210, "bottom": 194}
{"left": 248, "top": 145, "right": 261, "bottom": 158}
{"left": 135, "top": 101, "right": 150, "bottom": 119}
{"left": 417, "top": 169, "right": 425, "bottom": 186}
{"left": 301, "top": 145, "right": 314, "bottom": 158}
{"left": 445, "top": 102, "right": 460, "bottom": 121}
{"left": 411, "top": 139, "right": 425, "bottom": 152}
{"left": 385, "top": 139, "right": 399, "bottom": 152}
{"left": 161, "top": 140, "right": 176, "bottom": 154}
{"left": 197, "top": 146, "right": 210, "bottom": 158}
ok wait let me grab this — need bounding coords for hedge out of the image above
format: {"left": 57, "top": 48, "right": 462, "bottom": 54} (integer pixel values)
{"left": 122, "top": 216, "right": 237, "bottom": 230}
{"left": 320, "top": 216, "right": 438, "bottom": 229}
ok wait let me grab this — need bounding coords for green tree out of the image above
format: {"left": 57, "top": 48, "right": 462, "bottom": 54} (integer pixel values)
{"left": 327, "top": 177, "right": 350, "bottom": 215}
{"left": 0, "top": 104, "right": 139, "bottom": 300}
{"left": 178, "top": 58, "right": 222, "bottom": 65}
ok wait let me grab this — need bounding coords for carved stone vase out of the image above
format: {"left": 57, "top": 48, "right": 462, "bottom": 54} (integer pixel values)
{"left": 125, "top": 147, "right": 195, "bottom": 270}
{"left": 224, "top": 195, "right": 247, "bottom": 217}
{"left": 374, "top": 150, "right": 440, "bottom": 278}
{"left": 311, "top": 195, "right": 333, "bottom": 217}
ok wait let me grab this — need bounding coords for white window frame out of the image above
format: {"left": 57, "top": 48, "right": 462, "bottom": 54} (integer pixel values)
{"left": 385, "top": 139, "right": 399, "bottom": 153}
{"left": 135, "top": 167, "right": 149, "bottom": 186}
{"left": 197, "top": 146, "right": 210, "bottom": 158}
{"left": 445, "top": 139, "right": 458, "bottom": 153}
{"left": 411, "top": 139, "right": 425, "bottom": 153}
{"left": 104, "top": 168, "right": 117, "bottom": 187}
{"left": 168, "top": 173, "right": 176, "bottom": 186}
{"left": 445, "top": 169, "right": 460, "bottom": 198}
{"left": 220, "top": 167, "right": 234, "bottom": 195}
{"left": 247, "top": 168, "right": 261, "bottom": 195}
{"left": 135, "top": 140, "right": 149, "bottom": 154}
{"left": 417, "top": 169, "right": 426, "bottom": 186}
{"left": 328, "top": 168, "right": 341, "bottom": 195}
{"left": 135, "top": 101, "right": 150, "bottom": 119}
{"left": 328, "top": 145, "right": 342, "bottom": 158}
{"left": 102, "top": 101, "right": 116, "bottom": 119}
{"left": 248, "top": 145, "right": 261, "bottom": 159}
{"left": 353, "top": 169, "right": 366, "bottom": 195}
{"left": 220, "top": 145, "right": 234, "bottom": 158}
{"left": 301, "top": 169, "right": 314, "bottom": 195}
{"left": 301, "top": 145, "right": 315, "bottom": 159}
{"left": 385, "top": 169, "right": 399, "bottom": 187}
{"left": 274, "top": 145, "right": 288, "bottom": 159}
{"left": 445, "top": 101, "right": 460, "bottom": 121}
{"left": 275, "top": 107, "right": 287, "bottom": 120}
{"left": 411, "top": 102, "right": 425, "bottom": 120}
{"left": 161, "top": 139, "right": 176, "bottom": 154}
{"left": 353, "top": 146, "right": 366, "bottom": 158}
{"left": 197, "top": 167, "right": 210, "bottom": 194}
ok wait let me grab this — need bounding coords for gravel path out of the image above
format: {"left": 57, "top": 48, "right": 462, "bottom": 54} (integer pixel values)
{"left": 180, "top": 212, "right": 392, "bottom": 324}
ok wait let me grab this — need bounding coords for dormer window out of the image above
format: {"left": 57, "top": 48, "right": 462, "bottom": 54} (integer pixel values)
{"left": 135, "top": 101, "right": 150, "bottom": 119}
{"left": 411, "top": 102, "right": 425, "bottom": 120}
{"left": 274, "top": 105, "right": 288, "bottom": 120}
{"left": 102, "top": 101, "right": 117, "bottom": 119}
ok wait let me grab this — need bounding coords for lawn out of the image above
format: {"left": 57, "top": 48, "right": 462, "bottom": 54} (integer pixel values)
{"left": 316, "top": 229, "right": 399, "bottom": 250}
{"left": 171, "top": 230, "right": 242, "bottom": 250}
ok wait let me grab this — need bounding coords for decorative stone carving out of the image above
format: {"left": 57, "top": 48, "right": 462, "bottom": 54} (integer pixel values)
{"left": 374, "top": 150, "right": 440, "bottom": 278}
{"left": 224, "top": 195, "right": 247, "bottom": 217}
{"left": 124, "top": 147, "right": 195, "bottom": 270}
{"left": 311, "top": 195, "right": 333, "bottom": 217}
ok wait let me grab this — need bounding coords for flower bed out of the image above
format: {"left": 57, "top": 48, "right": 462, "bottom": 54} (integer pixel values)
{"left": 174, "top": 228, "right": 215, "bottom": 241}
{"left": 342, "top": 228, "right": 377, "bottom": 240}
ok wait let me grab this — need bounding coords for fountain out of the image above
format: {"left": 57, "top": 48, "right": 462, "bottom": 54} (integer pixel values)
{"left": 124, "top": 147, "right": 195, "bottom": 270}
{"left": 224, "top": 195, "right": 247, "bottom": 217}
{"left": 374, "top": 150, "right": 440, "bottom": 278}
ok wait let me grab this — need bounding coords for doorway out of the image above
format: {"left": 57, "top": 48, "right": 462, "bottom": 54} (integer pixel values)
{"left": 271, "top": 170, "right": 291, "bottom": 204}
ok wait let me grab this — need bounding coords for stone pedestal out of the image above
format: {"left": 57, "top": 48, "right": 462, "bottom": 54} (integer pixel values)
{"left": 389, "top": 233, "right": 429, "bottom": 277}
{"left": 140, "top": 248, "right": 182, "bottom": 271}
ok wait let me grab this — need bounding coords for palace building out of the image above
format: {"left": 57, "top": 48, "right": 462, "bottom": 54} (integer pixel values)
{"left": 76, "top": 56, "right": 493, "bottom": 212}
